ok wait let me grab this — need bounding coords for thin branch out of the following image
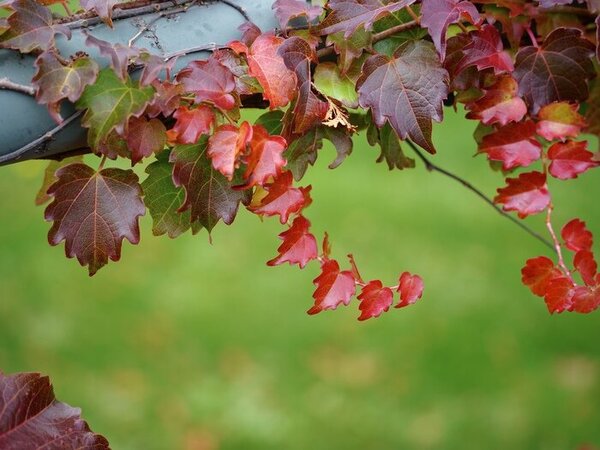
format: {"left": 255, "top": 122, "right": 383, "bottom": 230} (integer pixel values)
{"left": 0, "top": 77, "right": 35, "bottom": 96}
{"left": 545, "top": 205, "right": 573, "bottom": 279}
{"left": 0, "top": 111, "right": 83, "bottom": 165}
{"left": 405, "top": 140, "right": 556, "bottom": 252}
{"left": 217, "top": 0, "right": 250, "bottom": 22}
{"left": 316, "top": 20, "right": 420, "bottom": 59}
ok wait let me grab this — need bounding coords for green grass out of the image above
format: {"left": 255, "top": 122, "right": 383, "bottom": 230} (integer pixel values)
{"left": 1, "top": 110, "right": 600, "bottom": 450}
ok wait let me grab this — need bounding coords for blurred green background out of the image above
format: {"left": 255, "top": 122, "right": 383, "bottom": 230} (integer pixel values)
{"left": 1, "top": 108, "right": 600, "bottom": 450}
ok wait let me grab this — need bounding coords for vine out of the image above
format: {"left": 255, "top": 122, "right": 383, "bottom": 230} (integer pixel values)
{"left": 0, "top": 0, "right": 599, "bottom": 322}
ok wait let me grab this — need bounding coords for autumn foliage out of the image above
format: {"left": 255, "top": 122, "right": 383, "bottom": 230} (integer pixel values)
{"left": 1, "top": 0, "right": 599, "bottom": 321}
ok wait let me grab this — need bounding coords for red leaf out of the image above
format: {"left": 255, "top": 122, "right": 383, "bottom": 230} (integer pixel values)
{"left": 248, "top": 171, "right": 311, "bottom": 224}
{"left": 494, "top": 171, "right": 550, "bottom": 218}
{"left": 272, "top": 0, "right": 323, "bottom": 28}
{"left": 521, "top": 256, "right": 562, "bottom": 296}
{"left": 478, "top": 120, "right": 542, "bottom": 170}
{"left": 147, "top": 80, "right": 183, "bottom": 118}
{"left": 574, "top": 250, "right": 598, "bottom": 286}
{"left": 207, "top": 122, "right": 253, "bottom": 180}
{"left": 547, "top": 140, "right": 598, "bottom": 180}
{"left": 231, "top": 33, "right": 297, "bottom": 109}
{"left": 453, "top": 25, "right": 514, "bottom": 75}
{"left": 536, "top": 102, "right": 587, "bottom": 141}
{"left": 544, "top": 276, "right": 575, "bottom": 313}
{"left": 0, "top": 372, "right": 110, "bottom": 449}
{"left": 176, "top": 57, "right": 237, "bottom": 110}
{"left": 267, "top": 215, "right": 318, "bottom": 268}
{"left": 357, "top": 41, "right": 448, "bottom": 154}
{"left": 396, "top": 272, "right": 424, "bottom": 308}
{"left": 45, "top": 163, "right": 145, "bottom": 275}
{"left": 317, "top": 0, "right": 412, "bottom": 38}
{"left": 561, "top": 218, "right": 593, "bottom": 253}
{"left": 308, "top": 259, "right": 356, "bottom": 315}
{"left": 465, "top": 75, "right": 527, "bottom": 126}
{"left": 421, "top": 0, "right": 481, "bottom": 58}
{"left": 0, "top": 0, "right": 70, "bottom": 53}
{"left": 571, "top": 286, "right": 600, "bottom": 313}
{"left": 170, "top": 105, "right": 215, "bottom": 145}
{"left": 514, "top": 28, "right": 595, "bottom": 112}
{"left": 357, "top": 280, "right": 394, "bottom": 321}
{"left": 241, "top": 124, "right": 287, "bottom": 188}
{"left": 126, "top": 116, "right": 166, "bottom": 165}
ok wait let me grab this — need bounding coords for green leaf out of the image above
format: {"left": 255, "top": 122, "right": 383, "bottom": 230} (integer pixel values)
{"left": 76, "top": 68, "right": 154, "bottom": 150}
{"left": 255, "top": 110, "right": 285, "bottom": 135}
{"left": 314, "top": 62, "right": 359, "bottom": 108}
{"left": 141, "top": 151, "right": 202, "bottom": 238}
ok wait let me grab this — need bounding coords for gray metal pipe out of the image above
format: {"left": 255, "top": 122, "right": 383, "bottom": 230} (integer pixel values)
{"left": 0, "top": 0, "right": 279, "bottom": 165}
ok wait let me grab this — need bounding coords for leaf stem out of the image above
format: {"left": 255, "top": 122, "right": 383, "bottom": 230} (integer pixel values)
{"left": 545, "top": 204, "right": 573, "bottom": 279}
{"left": 0, "top": 77, "right": 35, "bottom": 96}
{"left": 405, "top": 140, "right": 556, "bottom": 252}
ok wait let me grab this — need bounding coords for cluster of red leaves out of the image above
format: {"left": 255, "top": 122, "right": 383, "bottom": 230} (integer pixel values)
{"left": 1, "top": 0, "right": 599, "bottom": 318}
{"left": 523, "top": 219, "right": 600, "bottom": 313}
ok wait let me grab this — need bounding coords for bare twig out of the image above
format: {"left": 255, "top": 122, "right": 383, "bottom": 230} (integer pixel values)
{"left": 405, "top": 140, "right": 555, "bottom": 252}
{"left": 0, "top": 77, "right": 35, "bottom": 96}
{"left": 217, "top": 0, "right": 250, "bottom": 22}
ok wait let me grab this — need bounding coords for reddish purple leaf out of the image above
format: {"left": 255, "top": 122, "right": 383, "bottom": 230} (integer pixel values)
{"left": 547, "top": 140, "right": 598, "bottom": 180}
{"left": 45, "top": 163, "right": 145, "bottom": 275}
{"left": 396, "top": 272, "right": 424, "bottom": 308}
{"left": 478, "top": 120, "right": 542, "bottom": 170}
{"left": 207, "top": 122, "right": 253, "bottom": 180}
{"left": 357, "top": 41, "right": 448, "bottom": 154}
{"left": 242, "top": 124, "right": 287, "bottom": 188}
{"left": 536, "top": 102, "right": 587, "bottom": 141}
{"left": 421, "top": 0, "right": 481, "bottom": 58}
{"left": 0, "top": 372, "right": 110, "bottom": 449}
{"left": 170, "top": 106, "right": 215, "bottom": 145}
{"left": 80, "top": 0, "right": 119, "bottom": 26}
{"left": 357, "top": 280, "right": 394, "bottom": 321}
{"left": 308, "top": 259, "right": 356, "bottom": 315}
{"left": 452, "top": 25, "right": 514, "bottom": 75}
{"left": 85, "top": 33, "right": 138, "bottom": 81}
{"left": 465, "top": 75, "right": 527, "bottom": 126}
{"left": 126, "top": 116, "right": 166, "bottom": 165}
{"left": 494, "top": 171, "right": 550, "bottom": 218}
{"left": 177, "top": 57, "right": 237, "bottom": 110}
{"left": 514, "top": 28, "right": 595, "bottom": 112}
{"left": 267, "top": 215, "right": 318, "bottom": 268}
{"left": 249, "top": 171, "right": 311, "bottom": 224}
{"left": 272, "top": 0, "right": 323, "bottom": 28}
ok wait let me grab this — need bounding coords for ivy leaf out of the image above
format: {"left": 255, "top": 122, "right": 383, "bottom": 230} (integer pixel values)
{"left": 147, "top": 80, "right": 183, "bottom": 119}
{"left": 32, "top": 52, "right": 99, "bottom": 123}
{"left": 241, "top": 124, "right": 287, "bottom": 188}
{"left": 420, "top": 0, "right": 481, "bottom": 58}
{"left": 141, "top": 151, "right": 202, "bottom": 238}
{"left": 255, "top": 110, "right": 285, "bottom": 135}
{"left": 571, "top": 285, "right": 600, "bottom": 314}
{"left": 170, "top": 106, "right": 215, "bottom": 145}
{"left": 574, "top": 250, "right": 598, "bottom": 286}
{"left": 396, "top": 272, "right": 424, "bottom": 308}
{"left": 207, "top": 122, "right": 253, "bottom": 180}
{"left": 521, "top": 256, "right": 562, "bottom": 296}
{"left": 514, "top": 28, "right": 595, "bottom": 112}
{"left": 176, "top": 57, "right": 237, "bottom": 110}
{"left": 317, "top": 0, "right": 413, "bottom": 37}
{"left": 547, "top": 140, "right": 598, "bottom": 180}
{"left": 80, "top": 0, "right": 119, "bottom": 26}
{"left": 285, "top": 126, "right": 353, "bottom": 180}
{"left": 213, "top": 48, "right": 262, "bottom": 96}
{"left": 170, "top": 137, "right": 250, "bottom": 233}
{"left": 561, "top": 218, "right": 593, "bottom": 253}
{"left": 536, "top": 102, "right": 587, "bottom": 141}
{"left": 452, "top": 25, "right": 514, "bottom": 75}
{"left": 126, "top": 116, "right": 166, "bottom": 165}
{"left": 272, "top": 0, "right": 323, "bottom": 28}
{"left": 76, "top": 68, "right": 154, "bottom": 151}
{"left": 314, "top": 62, "right": 359, "bottom": 108}
{"left": 230, "top": 33, "right": 297, "bottom": 109}
{"left": 0, "top": 371, "right": 110, "bottom": 449}
{"left": 0, "top": 0, "right": 70, "bottom": 53}
{"left": 85, "top": 33, "right": 138, "bottom": 81}
{"left": 357, "top": 280, "right": 394, "bottom": 321}
{"left": 35, "top": 157, "right": 83, "bottom": 206}
{"left": 326, "top": 29, "right": 372, "bottom": 74}
{"left": 494, "top": 171, "right": 551, "bottom": 218}
{"left": 308, "top": 259, "right": 356, "bottom": 315}
{"left": 248, "top": 171, "right": 311, "bottom": 224}
{"left": 544, "top": 276, "right": 575, "bottom": 313}
{"left": 45, "top": 163, "right": 145, "bottom": 276}
{"left": 267, "top": 215, "right": 318, "bottom": 268}
{"left": 367, "top": 120, "right": 415, "bottom": 170}
{"left": 357, "top": 40, "right": 449, "bottom": 153}
{"left": 465, "top": 75, "right": 527, "bottom": 126}
{"left": 477, "top": 120, "right": 542, "bottom": 170}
